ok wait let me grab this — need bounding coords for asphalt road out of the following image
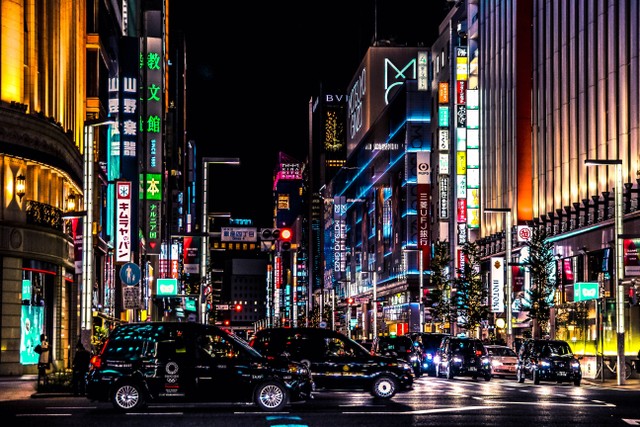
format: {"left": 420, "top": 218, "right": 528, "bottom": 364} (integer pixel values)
{"left": 1, "top": 374, "right": 640, "bottom": 426}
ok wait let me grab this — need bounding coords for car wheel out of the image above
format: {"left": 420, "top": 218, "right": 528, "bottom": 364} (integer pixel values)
{"left": 111, "top": 382, "right": 145, "bottom": 411}
{"left": 446, "top": 363, "right": 454, "bottom": 380}
{"left": 371, "top": 375, "right": 397, "bottom": 399}
{"left": 484, "top": 373, "right": 491, "bottom": 382}
{"left": 573, "top": 378, "right": 581, "bottom": 386}
{"left": 254, "top": 381, "right": 288, "bottom": 412}
{"left": 471, "top": 375, "right": 478, "bottom": 380}
{"left": 516, "top": 368, "right": 525, "bottom": 383}
{"left": 532, "top": 369, "right": 540, "bottom": 385}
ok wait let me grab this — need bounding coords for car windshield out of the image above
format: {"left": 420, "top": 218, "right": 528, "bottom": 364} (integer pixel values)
{"left": 379, "top": 337, "right": 412, "bottom": 352}
{"left": 452, "top": 339, "right": 482, "bottom": 354}
{"left": 540, "top": 342, "right": 573, "bottom": 357}
{"left": 487, "top": 346, "right": 517, "bottom": 357}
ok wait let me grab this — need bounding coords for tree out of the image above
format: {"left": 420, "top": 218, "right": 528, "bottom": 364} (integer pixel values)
{"left": 452, "top": 240, "right": 490, "bottom": 335}
{"left": 427, "top": 239, "right": 454, "bottom": 331}
{"left": 522, "top": 225, "right": 557, "bottom": 338}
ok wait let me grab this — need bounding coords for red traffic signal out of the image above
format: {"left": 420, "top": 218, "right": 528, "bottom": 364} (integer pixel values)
{"left": 234, "top": 304, "right": 243, "bottom": 312}
{"left": 279, "top": 227, "right": 292, "bottom": 241}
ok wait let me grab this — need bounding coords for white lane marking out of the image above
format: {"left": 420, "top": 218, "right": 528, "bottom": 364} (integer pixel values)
{"left": 482, "top": 400, "right": 615, "bottom": 408}
{"left": 16, "top": 414, "right": 72, "bottom": 417}
{"left": 343, "top": 405, "right": 504, "bottom": 415}
{"left": 127, "top": 412, "right": 185, "bottom": 415}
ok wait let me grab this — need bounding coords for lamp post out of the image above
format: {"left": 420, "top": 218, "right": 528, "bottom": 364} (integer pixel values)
{"left": 585, "top": 158, "right": 625, "bottom": 385}
{"left": 403, "top": 248, "right": 424, "bottom": 333}
{"left": 372, "top": 271, "right": 378, "bottom": 339}
{"left": 484, "top": 207, "right": 513, "bottom": 348}
{"left": 200, "top": 157, "right": 240, "bottom": 323}
{"left": 81, "top": 119, "right": 115, "bottom": 347}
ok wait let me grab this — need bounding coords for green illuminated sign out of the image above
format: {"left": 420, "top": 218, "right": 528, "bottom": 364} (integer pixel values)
{"left": 156, "top": 278, "right": 178, "bottom": 296}
{"left": 22, "top": 279, "right": 31, "bottom": 301}
{"left": 573, "top": 282, "right": 599, "bottom": 302}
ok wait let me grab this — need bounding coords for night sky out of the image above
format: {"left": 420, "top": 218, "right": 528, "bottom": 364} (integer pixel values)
{"left": 173, "top": 1, "right": 453, "bottom": 226}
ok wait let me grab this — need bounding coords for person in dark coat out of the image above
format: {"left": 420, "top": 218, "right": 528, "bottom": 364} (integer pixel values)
{"left": 36, "top": 334, "right": 50, "bottom": 387}
{"left": 71, "top": 339, "right": 91, "bottom": 395}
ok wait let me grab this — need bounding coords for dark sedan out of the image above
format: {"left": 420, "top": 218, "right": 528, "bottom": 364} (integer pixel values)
{"left": 516, "top": 338, "right": 582, "bottom": 386}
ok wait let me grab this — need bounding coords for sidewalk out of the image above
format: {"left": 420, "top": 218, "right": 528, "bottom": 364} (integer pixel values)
{"left": 582, "top": 377, "right": 640, "bottom": 389}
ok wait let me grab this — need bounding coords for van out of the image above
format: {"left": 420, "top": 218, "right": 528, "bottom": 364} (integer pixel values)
{"left": 249, "top": 327, "right": 414, "bottom": 399}
{"left": 85, "top": 322, "right": 314, "bottom": 411}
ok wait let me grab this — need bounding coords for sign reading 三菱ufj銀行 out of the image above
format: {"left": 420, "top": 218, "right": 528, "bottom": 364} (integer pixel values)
{"left": 573, "top": 282, "right": 599, "bottom": 302}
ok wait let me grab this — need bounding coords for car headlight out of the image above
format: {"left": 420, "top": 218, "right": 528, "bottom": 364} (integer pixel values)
{"left": 410, "top": 355, "right": 419, "bottom": 362}
{"left": 571, "top": 361, "right": 580, "bottom": 369}
{"left": 290, "top": 363, "right": 310, "bottom": 376}
{"left": 400, "top": 361, "right": 412, "bottom": 371}
{"left": 481, "top": 357, "right": 491, "bottom": 365}
{"left": 491, "top": 359, "right": 502, "bottom": 367}
{"left": 453, "top": 357, "right": 463, "bottom": 363}
{"left": 540, "top": 360, "right": 551, "bottom": 367}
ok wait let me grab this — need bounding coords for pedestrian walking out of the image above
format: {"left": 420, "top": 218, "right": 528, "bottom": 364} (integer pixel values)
{"left": 35, "top": 334, "right": 50, "bottom": 387}
{"left": 71, "top": 339, "right": 91, "bottom": 395}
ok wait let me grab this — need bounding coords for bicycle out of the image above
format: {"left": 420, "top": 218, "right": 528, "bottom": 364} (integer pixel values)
{"left": 594, "top": 356, "right": 632, "bottom": 380}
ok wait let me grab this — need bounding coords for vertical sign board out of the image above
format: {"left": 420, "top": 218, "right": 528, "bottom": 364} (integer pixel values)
{"left": 416, "top": 151, "right": 431, "bottom": 264}
{"left": 491, "top": 257, "right": 505, "bottom": 313}
{"left": 455, "top": 46, "right": 468, "bottom": 272}
{"left": 119, "top": 37, "right": 140, "bottom": 251}
{"left": 116, "top": 181, "right": 132, "bottom": 262}
{"left": 141, "top": 17, "right": 163, "bottom": 254}
{"left": 333, "top": 196, "right": 347, "bottom": 276}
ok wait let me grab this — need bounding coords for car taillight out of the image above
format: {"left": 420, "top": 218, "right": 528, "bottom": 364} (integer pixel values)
{"left": 90, "top": 354, "right": 102, "bottom": 369}
{"left": 475, "top": 350, "right": 483, "bottom": 357}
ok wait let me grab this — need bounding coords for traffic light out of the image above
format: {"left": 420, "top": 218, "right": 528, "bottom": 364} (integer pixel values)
{"left": 279, "top": 227, "right": 293, "bottom": 250}
{"left": 260, "top": 228, "right": 281, "bottom": 240}
{"left": 234, "top": 303, "right": 243, "bottom": 312}
{"left": 629, "top": 280, "right": 639, "bottom": 306}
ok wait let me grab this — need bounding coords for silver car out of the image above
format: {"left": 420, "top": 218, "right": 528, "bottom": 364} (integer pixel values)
{"left": 485, "top": 345, "right": 518, "bottom": 378}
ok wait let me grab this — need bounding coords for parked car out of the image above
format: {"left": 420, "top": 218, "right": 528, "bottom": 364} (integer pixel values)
{"left": 249, "top": 327, "right": 414, "bottom": 399}
{"left": 408, "top": 332, "right": 449, "bottom": 376}
{"left": 434, "top": 336, "right": 492, "bottom": 381}
{"left": 485, "top": 344, "right": 518, "bottom": 377}
{"left": 372, "top": 334, "right": 423, "bottom": 377}
{"left": 85, "top": 322, "right": 314, "bottom": 412}
{"left": 516, "top": 338, "right": 582, "bottom": 386}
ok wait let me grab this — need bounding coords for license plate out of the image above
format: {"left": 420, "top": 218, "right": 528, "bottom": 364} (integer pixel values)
{"left": 468, "top": 367, "right": 477, "bottom": 371}
{"left": 557, "top": 371, "right": 567, "bottom": 376}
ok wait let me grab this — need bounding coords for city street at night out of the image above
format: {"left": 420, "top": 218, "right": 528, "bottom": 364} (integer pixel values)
{"left": 2, "top": 375, "right": 640, "bottom": 426}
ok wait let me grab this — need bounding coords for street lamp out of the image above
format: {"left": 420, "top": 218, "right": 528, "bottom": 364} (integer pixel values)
{"left": 585, "top": 158, "right": 625, "bottom": 385}
{"left": 81, "top": 118, "right": 115, "bottom": 347}
{"left": 372, "top": 271, "right": 378, "bottom": 339}
{"left": 403, "top": 248, "right": 424, "bottom": 333}
{"left": 484, "top": 207, "right": 513, "bottom": 348}
{"left": 200, "top": 157, "right": 240, "bottom": 322}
